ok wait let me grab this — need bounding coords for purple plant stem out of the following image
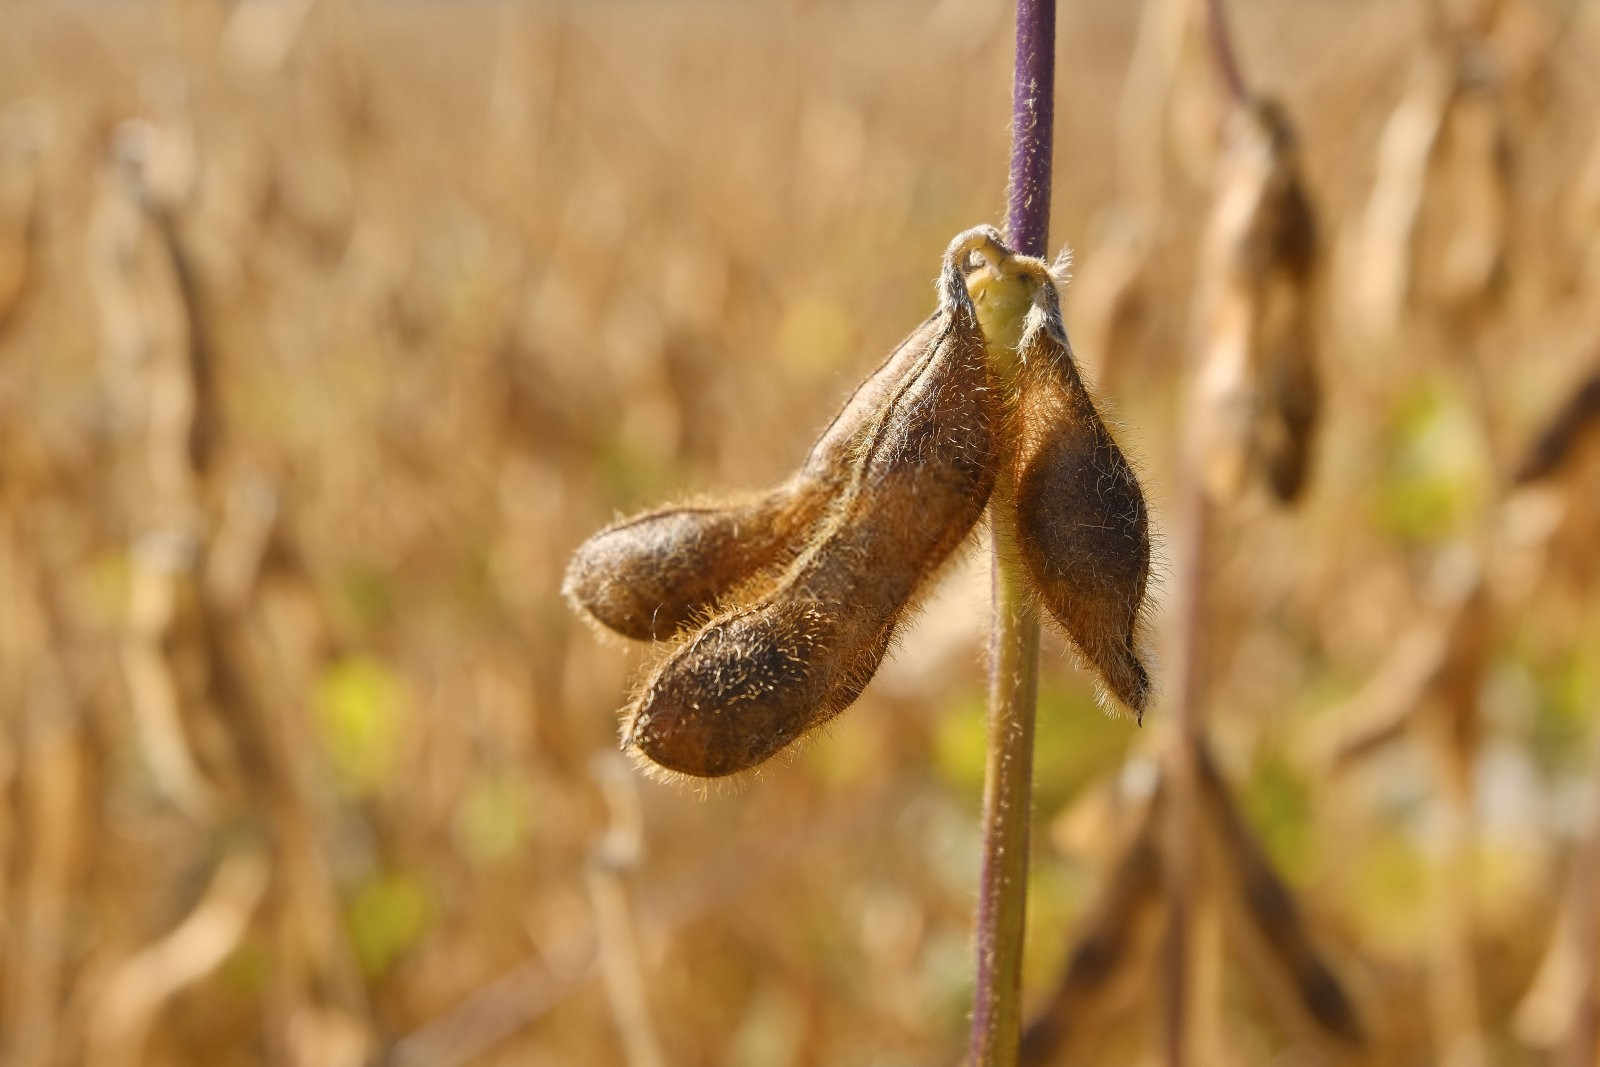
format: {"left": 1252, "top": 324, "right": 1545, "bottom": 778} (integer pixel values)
{"left": 1004, "top": 0, "right": 1056, "bottom": 258}
{"left": 970, "top": 3, "right": 1055, "bottom": 1064}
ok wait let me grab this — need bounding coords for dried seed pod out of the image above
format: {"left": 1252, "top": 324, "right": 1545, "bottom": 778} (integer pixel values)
{"left": 623, "top": 232, "right": 996, "bottom": 777}
{"left": 563, "top": 315, "right": 938, "bottom": 640}
{"left": 1192, "top": 96, "right": 1320, "bottom": 505}
{"left": 1513, "top": 365, "right": 1600, "bottom": 485}
{"left": 1009, "top": 276, "right": 1152, "bottom": 716}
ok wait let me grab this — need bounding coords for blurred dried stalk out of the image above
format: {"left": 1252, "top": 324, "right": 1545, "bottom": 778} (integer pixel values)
{"left": 1074, "top": 0, "right": 1216, "bottom": 393}
{"left": 88, "top": 102, "right": 375, "bottom": 1065}
{"left": 86, "top": 847, "right": 271, "bottom": 1067}
{"left": 221, "top": 0, "right": 319, "bottom": 76}
{"left": 1159, "top": 13, "right": 1331, "bottom": 1054}
{"left": 1509, "top": 366, "right": 1600, "bottom": 1064}
{"left": 1326, "top": 549, "right": 1492, "bottom": 1067}
{"left": 1, "top": 531, "right": 87, "bottom": 1067}
{"left": 1317, "top": 554, "right": 1488, "bottom": 776}
{"left": 1321, "top": 353, "right": 1600, "bottom": 1066}
{"left": 91, "top": 115, "right": 216, "bottom": 819}
{"left": 1516, "top": 729, "right": 1600, "bottom": 1066}
{"left": 1513, "top": 367, "right": 1600, "bottom": 486}
{"left": 1347, "top": 26, "right": 1510, "bottom": 341}
{"left": 1560, "top": 742, "right": 1600, "bottom": 1067}
{"left": 1024, "top": 741, "right": 1368, "bottom": 1065}
{"left": 1194, "top": 741, "right": 1367, "bottom": 1050}
{"left": 586, "top": 755, "right": 665, "bottom": 1067}
{"left": 1570, "top": 127, "right": 1600, "bottom": 291}
{"left": 0, "top": 104, "right": 42, "bottom": 333}
{"left": 392, "top": 801, "right": 883, "bottom": 1067}
{"left": 1022, "top": 772, "right": 1166, "bottom": 1064}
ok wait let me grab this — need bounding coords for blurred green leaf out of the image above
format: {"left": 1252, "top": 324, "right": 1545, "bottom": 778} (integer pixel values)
{"left": 1021, "top": 857, "right": 1088, "bottom": 995}
{"left": 932, "top": 678, "right": 1136, "bottom": 815}
{"left": 339, "top": 566, "right": 395, "bottom": 633}
{"left": 314, "top": 655, "right": 409, "bottom": 794}
{"left": 1242, "top": 751, "right": 1314, "bottom": 882}
{"left": 597, "top": 433, "right": 679, "bottom": 507}
{"left": 220, "top": 938, "right": 270, "bottom": 995}
{"left": 452, "top": 771, "right": 533, "bottom": 865}
{"left": 1351, "top": 828, "right": 1428, "bottom": 950}
{"left": 347, "top": 871, "right": 432, "bottom": 978}
{"left": 1373, "top": 381, "right": 1487, "bottom": 544}
{"left": 1532, "top": 649, "right": 1600, "bottom": 775}
{"left": 930, "top": 686, "right": 988, "bottom": 799}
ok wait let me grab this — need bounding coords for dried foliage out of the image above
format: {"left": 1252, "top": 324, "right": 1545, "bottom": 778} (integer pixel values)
{"left": 1, "top": 1, "right": 1598, "bottom": 1065}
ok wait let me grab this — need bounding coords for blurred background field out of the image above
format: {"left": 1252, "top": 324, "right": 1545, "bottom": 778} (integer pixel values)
{"left": 3, "top": 0, "right": 1600, "bottom": 1064}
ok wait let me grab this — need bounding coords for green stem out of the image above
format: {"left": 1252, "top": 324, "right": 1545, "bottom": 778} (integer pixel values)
{"left": 970, "top": 474, "right": 1042, "bottom": 1066}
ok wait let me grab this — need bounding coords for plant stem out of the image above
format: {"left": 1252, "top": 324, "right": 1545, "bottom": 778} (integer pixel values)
{"left": 972, "top": 481, "right": 1042, "bottom": 1067}
{"left": 1004, "top": 0, "right": 1055, "bottom": 262}
{"left": 1203, "top": 0, "right": 1248, "bottom": 103}
{"left": 970, "top": 3, "right": 1054, "bottom": 1064}
{"left": 1161, "top": 479, "right": 1213, "bottom": 1067}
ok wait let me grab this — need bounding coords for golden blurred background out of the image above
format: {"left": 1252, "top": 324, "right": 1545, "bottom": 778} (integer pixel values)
{"left": 2, "top": 0, "right": 1599, "bottom": 1064}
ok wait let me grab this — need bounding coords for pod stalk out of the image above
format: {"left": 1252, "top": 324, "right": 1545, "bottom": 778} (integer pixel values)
{"left": 970, "top": 1, "right": 1055, "bottom": 1063}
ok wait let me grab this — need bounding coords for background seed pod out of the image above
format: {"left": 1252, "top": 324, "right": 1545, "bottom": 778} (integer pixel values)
{"left": 1010, "top": 282, "right": 1152, "bottom": 716}
{"left": 623, "top": 242, "right": 995, "bottom": 777}
{"left": 1191, "top": 96, "right": 1320, "bottom": 505}
{"left": 563, "top": 315, "right": 938, "bottom": 641}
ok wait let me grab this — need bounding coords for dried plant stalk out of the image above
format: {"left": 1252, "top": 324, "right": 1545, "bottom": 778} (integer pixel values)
{"left": 1560, "top": 737, "right": 1600, "bottom": 1067}
{"left": 1514, "top": 367, "right": 1600, "bottom": 485}
{"left": 2, "top": 551, "right": 84, "bottom": 1067}
{"left": 1348, "top": 51, "right": 1452, "bottom": 338}
{"left": 86, "top": 848, "right": 271, "bottom": 1067}
{"left": 89, "top": 112, "right": 377, "bottom": 1062}
{"left": 90, "top": 120, "right": 217, "bottom": 819}
{"left": 586, "top": 756, "right": 665, "bottom": 1067}
{"left": 1193, "top": 739, "right": 1367, "bottom": 1046}
{"left": 1349, "top": 37, "right": 1509, "bottom": 337}
{"left": 0, "top": 106, "right": 40, "bottom": 332}
{"left": 1515, "top": 729, "right": 1600, "bottom": 1062}
{"left": 1410, "top": 57, "right": 1510, "bottom": 316}
{"left": 1021, "top": 783, "right": 1166, "bottom": 1064}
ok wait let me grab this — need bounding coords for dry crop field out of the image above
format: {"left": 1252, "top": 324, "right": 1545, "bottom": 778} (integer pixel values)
{"left": 2, "top": 0, "right": 1599, "bottom": 1065}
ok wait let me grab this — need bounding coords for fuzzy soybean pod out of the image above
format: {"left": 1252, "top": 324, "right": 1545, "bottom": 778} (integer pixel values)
{"left": 563, "top": 314, "right": 938, "bottom": 641}
{"left": 623, "top": 235, "right": 996, "bottom": 777}
{"left": 1011, "top": 281, "right": 1152, "bottom": 717}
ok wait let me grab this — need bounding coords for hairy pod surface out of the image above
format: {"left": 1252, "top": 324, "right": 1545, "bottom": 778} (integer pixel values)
{"left": 563, "top": 315, "right": 939, "bottom": 640}
{"left": 623, "top": 236, "right": 995, "bottom": 777}
{"left": 1194, "top": 97, "right": 1320, "bottom": 505}
{"left": 1010, "top": 281, "right": 1152, "bottom": 716}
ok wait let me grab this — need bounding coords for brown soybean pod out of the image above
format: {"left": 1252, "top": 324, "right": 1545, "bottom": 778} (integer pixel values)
{"left": 624, "top": 239, "right": 995, "bottom": 777}
{"left": 1011, "top": 283, "right": 1152, "bottom": 716}
{"left": 563, "top": 314, "right": 938, "bottom": 641}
